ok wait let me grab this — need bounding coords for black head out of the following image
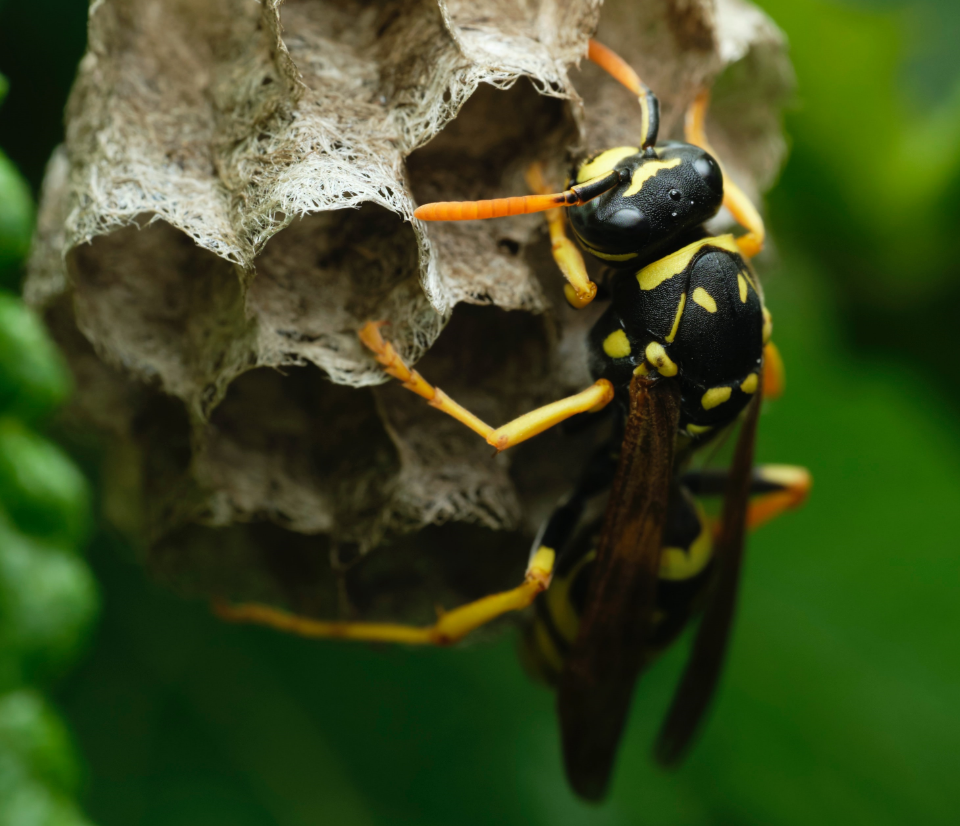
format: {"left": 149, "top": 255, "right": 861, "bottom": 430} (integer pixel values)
{"left": 568, "top": 142, "right": 724, "bottom": 267}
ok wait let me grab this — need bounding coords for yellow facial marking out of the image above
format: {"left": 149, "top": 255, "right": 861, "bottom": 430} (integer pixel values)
{"left": 576, "top": 146, "right": 639, "bottom": 183}
{"left": 701, "top": 386, "right": 732, "bottom": 410}
{"left": 637, "top": 234, "right": 739, "bottom": 292}
{"left": 603, "top": 329, "right": 632, "bottom": 359}
{"left": 623, "top": 157, "right": 682, "bottom": 197}
{"left": 737, "top": 273, "right": 748, "bottom": 303}
{"left": 665, "top": 292, "right": 686, "bottom": 343}
{"left": 687, "top": 423, "right": 713, "bottom": 435}
{"left": 692, "top": 287, "right": 717, "bottom": 313}
{"left": 645, "top": 341, "right": 678, "bottom": 377}
{"left": 740, "top": 373, "right": 759, "bottom": 394}
{"left": 762, "top": 306, "right": 773, "bottom": 343}
{"left": 579, "top": 242, "right": 637, "bottom": 262}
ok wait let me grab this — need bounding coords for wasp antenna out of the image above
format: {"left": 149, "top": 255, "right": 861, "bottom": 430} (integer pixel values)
{"left": 413, "top": 194, "right": 567, "bottom": 222}
{"left": 587, "top": 39, "right": 660, "bottom": 149}
{"left": 413, "top": 170, "right": 622, "bottom": 222}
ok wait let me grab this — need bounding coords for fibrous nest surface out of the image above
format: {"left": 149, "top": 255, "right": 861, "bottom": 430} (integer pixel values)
{"left": 27, "top": 0, "right": 793, "bottom": 625}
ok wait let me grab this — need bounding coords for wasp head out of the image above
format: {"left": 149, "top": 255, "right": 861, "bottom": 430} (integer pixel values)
{"left": 568, "top": 142, "right": 724, "bottom": 267}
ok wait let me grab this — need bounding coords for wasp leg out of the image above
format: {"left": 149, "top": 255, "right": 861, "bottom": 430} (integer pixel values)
{"left": 762, "top": 341, "right": 785, "bottom": 400}
{"left": 683, "top": 464, "right": 811, "bottom": 532}
{"left": 684, "top": 90, "right": 765, "bottom": 259}
{"left": 525, "top": 162, "right": 597, "bottom": 308}
{"left": 359, "top": 322, "right": 614, "bottom": 452}
{"left": 744, "top": 465, "right": 811, "bottom": 530}
{"left": 523, "top": 442, "right": 620, "bottom": 681}
{"left": 213, "top": 546, "right": 556, "bottom": 646}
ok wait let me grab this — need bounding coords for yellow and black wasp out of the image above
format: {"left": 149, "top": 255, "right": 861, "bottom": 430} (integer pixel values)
{"left": 217, "top": 40, "right": 811, "bottom": 800}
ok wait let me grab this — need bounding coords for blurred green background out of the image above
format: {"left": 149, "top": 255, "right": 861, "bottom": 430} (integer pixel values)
{"left": 1, "top": 0, "right": 959, "bottom": 823}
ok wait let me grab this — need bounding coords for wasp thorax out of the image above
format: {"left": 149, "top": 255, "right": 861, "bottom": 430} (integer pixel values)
{"left": 568, "top": 142, "right": 724, "bottom": 267}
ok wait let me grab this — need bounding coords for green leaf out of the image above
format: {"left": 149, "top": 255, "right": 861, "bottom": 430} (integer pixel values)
{"left": 0, "top": 522, "right": 98, "bottom": 692}
{"left": 0, "top": 149, "right": 33, "bottom": 289}
{"left": 0, "top": 419, "right": 89, "bottom": 546}
{"left": 0, "top": 294, "right": 71, "bottom": 422}
{"left": 0, "top": 690, "right": 79, "bottom": 794}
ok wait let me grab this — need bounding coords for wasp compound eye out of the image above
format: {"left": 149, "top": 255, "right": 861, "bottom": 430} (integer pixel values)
{"left": 693, "top": 155, "right": 723, "bottom": 195}
{"left": 608, "top": 207, "right": 650, "bottom": 242}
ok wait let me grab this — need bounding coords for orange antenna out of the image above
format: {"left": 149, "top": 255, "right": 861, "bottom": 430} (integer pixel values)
{"left": 413, "top": 169, "right": 625, "bottom": 222}
{"left": 587, "top": 39, "right": 660, "bottom": 149}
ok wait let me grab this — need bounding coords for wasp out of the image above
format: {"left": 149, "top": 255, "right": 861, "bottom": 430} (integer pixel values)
{"left": 217, "top": 40, "right": 811, "bottom": 800}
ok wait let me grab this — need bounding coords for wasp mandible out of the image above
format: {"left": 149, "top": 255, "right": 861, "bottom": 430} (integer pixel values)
{"left": 217, "top": 39, "right": 811, "bottom": 800}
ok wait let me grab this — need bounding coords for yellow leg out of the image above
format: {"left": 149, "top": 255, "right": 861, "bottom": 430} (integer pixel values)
{"left": 685, "top": 90, "right": 765, "bottom": 259}
{"left": 525, "top": 163, "right": 597, "bottom": 308}
{"left": 214, "top": 546, "right": 557, "bottom": 646}
{"left": 359, "top": 322, "right": 614, "bottom": 452}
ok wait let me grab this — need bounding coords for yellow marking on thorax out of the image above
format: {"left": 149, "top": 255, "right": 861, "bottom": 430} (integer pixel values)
{"left": 623, "top": 157, "right": 682, "bottom": 197}
{"left": 645, "top": 341, "right": 678, "bottom": 376}
{"left": 659, "top": 506, "right": 712, "bottom": 581}
{"left": 603, "top": 329, "right": 632, "bottom": 358}
{"left": 692, "top": 286, "right": 717, "bottom": 313}
{"left": 576, "top": 147, "right": 639, "bottom": 183}
{"left": 740, "top": 373, "right": 758, "bottom": 394}
{"left": 762, "top": 307, "right": 773, "bottom": 343}
{"left": 701, "top": 386, "right": 732, "bottom": 409}
{"left": 737, "top": 273, "right": 748, "bottom": 303}
{"left": 665, "top": 292, "right": 686, "bottom": 343}
{"left": 636, "top": 234, "right": 739, "bottom": 292}
{"left": 687, "top": 423, "right": 712, "bottom": 435}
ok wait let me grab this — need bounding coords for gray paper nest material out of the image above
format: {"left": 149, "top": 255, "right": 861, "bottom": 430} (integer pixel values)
{"left": 26, "top": 0, "right": 793, "bottom": 624}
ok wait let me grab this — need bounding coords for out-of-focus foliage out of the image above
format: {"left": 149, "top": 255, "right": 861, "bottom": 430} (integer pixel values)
{"left": 0, "top": 71, "right": 97, "bottom": 826}
{"left": 757, "top": 0, "right": 960, "bottom": 404}
{"left": 0, "top": 0, "right": 958, "bottom": 824}
{"left": 0, "top": 75, "right": 33, "bottom": 291}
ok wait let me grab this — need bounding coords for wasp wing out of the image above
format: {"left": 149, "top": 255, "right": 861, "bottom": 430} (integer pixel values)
{"left": 654, "top": 386, "right": 763, "bottom": 766}
{"left": 557, "top": 376, "right": 681, "bottom": 801}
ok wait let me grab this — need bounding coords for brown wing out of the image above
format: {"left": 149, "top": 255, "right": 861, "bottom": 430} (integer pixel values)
{"left": 557, "top": 376, "right": 681, "bottom": 801}
{"left": 654, "top": 384, "right": 763, "bottom": 767}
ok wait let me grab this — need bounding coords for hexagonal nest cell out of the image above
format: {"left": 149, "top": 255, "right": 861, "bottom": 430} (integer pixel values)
{"left": 27, "top": 0, "right": 793, "bottom": 623}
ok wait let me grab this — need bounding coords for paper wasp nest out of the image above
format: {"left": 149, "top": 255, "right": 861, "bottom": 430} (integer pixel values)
{"left": 27, "top": 0, "right": 792, "bottom": 624}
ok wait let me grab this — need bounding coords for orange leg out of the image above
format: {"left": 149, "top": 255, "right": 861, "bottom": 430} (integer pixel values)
{"left": 359, "top": 322, "right": 614, "bottom": 453}
{"left": 746, "top": 465, "right": 811, "bottom": 530}
{"left": 685, "top": 90, "right": 765, "bottom": 258}
{"left": 763, "top": 341, "right": 785, "bottom": 400}
{"left": 214, "top": 546, "right": 556, "bottom": 646}
{"left": 699, "top": 464, "right": 811, "bottom": 539}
